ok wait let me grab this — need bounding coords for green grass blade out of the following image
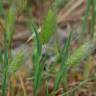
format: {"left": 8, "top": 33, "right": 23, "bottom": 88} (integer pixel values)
{"left": 46, "top": 81, "right": 49, "bottom": 96}
{"left": 0, "top": 50, "right": 3, "bottom": 63}
{"left": 82, "top": 0, "right": 92, "bottom": 34}
{"left": 2, "top": 47, "right": 8, "bottom": 96}
{"left": 32, "top": 23, "right": 42, "bottom": 56}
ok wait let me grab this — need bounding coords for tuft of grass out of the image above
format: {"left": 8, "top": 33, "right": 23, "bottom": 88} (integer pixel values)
{"left": 66, "top": 41, "right": 95, "bottom": 67}
{"left": 8, "top": 51, "right": 25, "bottom": 75}
{"left": 1, "top": 5, "right": 16, "bottom": 96}
{"left": 54, "top": 32, "right": 72, "bottom": 92}
{"left": 29, "top": 5, "right": 57, "bottom": 96}
{"left": 29, "top": 21, "right": 42, "bottom": 96}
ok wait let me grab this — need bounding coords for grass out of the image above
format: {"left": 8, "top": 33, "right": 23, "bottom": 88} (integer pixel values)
{"left": 0, "top": 0, "right": 96, "bottom": 96}
{"left": 2, "top": 43, "right": 8, "bottom": 96}
{"left": 54, "top": 31, "right": 72, "bottom": 92}
{"left": 1, "top": 4, "right": 15, "bottom": 96}
{"left": 30, "top": 21, "right": 42, "bottom": 96}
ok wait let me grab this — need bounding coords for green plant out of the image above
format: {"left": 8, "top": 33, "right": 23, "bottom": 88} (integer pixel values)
{"left": 0, "top": 0, "right": 96, "bottom": 96}
{"left": 54, "top": 32, "right": 72, "bottom": 92}
{"left": 0, "top": 1, "right": 4, "bottom": 16}
{"left": 1, "top": 5, "right": 16, "bottom": 96}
